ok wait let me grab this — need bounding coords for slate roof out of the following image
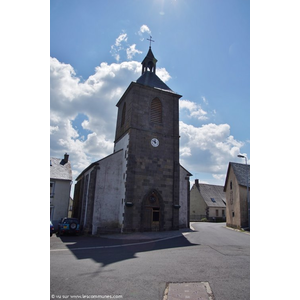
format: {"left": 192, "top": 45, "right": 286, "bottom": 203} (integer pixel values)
{"left": 50, "top": 157, "right": 72, "bottom": 181}
{"left": 196, "top": 183, "right": 226, "bottom": 208}
{"left": 194, "top": 183, "right": 226, "bottom": 208}
{"left": 136, "top": 71, "right": 173, "bottom": 92}
{"left": 141, "top": 47, "right": 157, "bottom": 64}
{"left": 224, "top": 162, "right": 250, "bottom": 191}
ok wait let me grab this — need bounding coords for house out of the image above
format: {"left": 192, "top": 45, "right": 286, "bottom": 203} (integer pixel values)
{"left": 72, "top": 46, "right": 192, "bottom": 234}
{"left": 190, "top": 180, "right": 226, "bottom": 222}
{"left": 224, "top": 162, "right": 250, "bottom": 230}
{"left": 68, "top": 197, "right": 73, "bottom": 218}
{"left": 50, "top": 153, "right": 72, "bottom": 229}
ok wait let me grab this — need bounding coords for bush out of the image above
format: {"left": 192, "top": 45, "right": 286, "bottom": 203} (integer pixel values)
{"left": 200, "top": 217, "right": 208, "bottom": 222}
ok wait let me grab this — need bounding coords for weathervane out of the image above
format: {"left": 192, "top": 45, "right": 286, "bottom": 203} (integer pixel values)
{"left": 147, "top": 35, "right": 155, "bottom": 48}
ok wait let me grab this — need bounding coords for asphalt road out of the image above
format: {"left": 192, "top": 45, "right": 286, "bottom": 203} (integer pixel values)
{"left": 50, "top": 222, "right": 250, "bottom": 300}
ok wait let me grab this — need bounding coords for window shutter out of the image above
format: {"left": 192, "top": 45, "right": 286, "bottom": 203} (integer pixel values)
{"left": 150, "top": 98, "right": 162, "bottom": 123}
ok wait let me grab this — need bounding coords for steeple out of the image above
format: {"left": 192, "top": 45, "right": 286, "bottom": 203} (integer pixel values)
{"left": 141, "top": 46, "right": 157, "bottom": 75}
{"left": 136, "top": 38, "right": 175, "bottom": 92}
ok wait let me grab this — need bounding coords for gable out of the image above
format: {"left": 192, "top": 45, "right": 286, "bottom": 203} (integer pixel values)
{"left": 224, "top": 162, "right": 250, "bottom": 191}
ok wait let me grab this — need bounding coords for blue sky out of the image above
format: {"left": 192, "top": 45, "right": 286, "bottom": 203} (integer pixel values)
{"left": 50, "top": 0, "right": 250, "bottom": 186}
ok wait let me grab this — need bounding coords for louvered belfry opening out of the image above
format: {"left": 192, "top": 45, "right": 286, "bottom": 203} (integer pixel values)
{"left": 150, "top": 98, "right": 162, "bottom": 123}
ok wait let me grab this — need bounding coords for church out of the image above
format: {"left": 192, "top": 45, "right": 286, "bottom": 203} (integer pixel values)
{"left": 72, "top": 45, "right": 192, "bottom": 234}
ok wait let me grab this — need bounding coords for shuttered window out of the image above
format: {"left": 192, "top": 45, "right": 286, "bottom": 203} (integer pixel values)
{"left": 150, "top": 98, "right": 162, "bottom": 123}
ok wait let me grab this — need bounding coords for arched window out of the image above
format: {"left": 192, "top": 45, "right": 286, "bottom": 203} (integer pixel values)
{"left": 150, "top": 98, "right": 162, "bottom": 123}
{"left": 121, "top": 102, "right": 126, "bottom": 127}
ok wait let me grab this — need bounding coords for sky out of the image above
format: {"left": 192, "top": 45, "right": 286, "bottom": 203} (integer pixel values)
{"left": 50, "top": 0, "right": 250, "bottom": 189}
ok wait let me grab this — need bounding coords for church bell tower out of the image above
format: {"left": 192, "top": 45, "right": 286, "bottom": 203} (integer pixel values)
{"left": 114, "top": 44, "right": 182, "bottom": 232}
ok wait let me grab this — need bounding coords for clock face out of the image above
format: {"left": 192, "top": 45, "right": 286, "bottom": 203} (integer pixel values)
{"left": 151, "top": 138, "right": 159, "bottom": 147}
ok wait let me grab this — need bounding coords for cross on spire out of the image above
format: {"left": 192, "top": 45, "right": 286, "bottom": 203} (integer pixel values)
{"left": 147, "top": 36, "right": 155, "bottom": 48}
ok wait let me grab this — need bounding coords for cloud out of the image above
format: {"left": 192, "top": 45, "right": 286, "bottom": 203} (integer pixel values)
{"left": 115, "top": 33, "right": 128, "bottom": 46}
{"left": 110, "top": 33, "right": 128, "bottom": 62}
{"left": 138, "top": 25, "right": 151, "bottom": 40}
{"left": 156, "top": 67, "right": 171, "bottom": 82}
{"left": 111, "top": 33, "right": 143, "bottom": 62}
{"left": 179, "top": 121, "right": 244, "bottom": 177}
{"left": 126, "top": 44, "right": 142, "bottom": 60}
{"left": 179, "top": 99, "right": 208, "bottom": 120}
{"left": 201, "top": 96, "right": 208, "bottom": 105}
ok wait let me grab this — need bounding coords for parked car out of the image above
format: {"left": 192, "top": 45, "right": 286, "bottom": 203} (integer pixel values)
{"left": 57, "top": 217, "right": 80, "bottom": 236}
{"left": 50, "top": 221, "right": 55, "bottom": 237}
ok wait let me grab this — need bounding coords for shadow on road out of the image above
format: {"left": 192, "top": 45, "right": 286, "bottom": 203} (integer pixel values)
{"left": 54, "top": 231, "right": 199, "bottom": 268}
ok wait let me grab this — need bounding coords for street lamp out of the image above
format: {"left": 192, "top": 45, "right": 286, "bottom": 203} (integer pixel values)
{"left": 237, "top": 154, "right": 247, "bottom": 165}
{"left": 237, "top": 154, "right": 250, "bottom": 230}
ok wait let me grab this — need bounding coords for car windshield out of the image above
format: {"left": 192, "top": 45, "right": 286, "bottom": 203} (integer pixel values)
{"left": 64, "top": 219, "right": 78, "bottom": 224}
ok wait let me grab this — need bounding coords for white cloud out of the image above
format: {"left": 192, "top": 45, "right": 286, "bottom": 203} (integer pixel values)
{"left": 110, "top": 33, "right": 128, "bottom": 62}
{"left": 126, "top": 44, "right": 142, "bottom": 60}
{"left": 179, "top": 99, "right": 208, "bottom": 120}
{"left": 138, "top": 25, "right": 151, "bottom": 40}
{"left": 202, "top": 96, "right": 208, "bottom": 105}
{"left": 179, "top": 121, "right": 244, "bottom": 177}
{"left": 139, "top": 25, "right": 151, "bottom": 34}
{"left": 115, "top": 33, "right": 127, "bottom": 46}
{"left": 156, "top": 67, "right": 171, "bottom": 82}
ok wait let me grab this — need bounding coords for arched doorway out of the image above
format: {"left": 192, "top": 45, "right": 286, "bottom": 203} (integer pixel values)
{"left": 141, "top": 190, "right": 164, "bottom": 231}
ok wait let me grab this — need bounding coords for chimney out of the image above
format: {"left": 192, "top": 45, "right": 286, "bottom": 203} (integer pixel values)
{"left": 195, "top": 179, "right": 199, "bottom": 189}
{"left": 64, "top": 153, "right": 69, "bottom": 163}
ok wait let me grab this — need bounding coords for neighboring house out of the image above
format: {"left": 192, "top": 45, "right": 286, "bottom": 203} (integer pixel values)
{"left": 50, "top": 153, "right": 72, "bottom": 229}
{"left": 224, "top": 162, "right": 250, "bottom": 230}
{"left": 190, "top": 180, "right": 226, "bottom": 221}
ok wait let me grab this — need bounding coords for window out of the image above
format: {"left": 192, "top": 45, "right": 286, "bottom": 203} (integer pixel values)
{"left": 50, "top": 182, "right": 55, "bottom": 198}
{"left": 230, "top": 181, "right": 232, "bottom": 190}
{"left": 211, "top": 198, "right": 216, "bottom": 203}
{"left": 150, "top": 98, "right": 162, "bottom": 123}
{"left": 216, "top": 209, "right": 219, "bottom": 217}
{"left": 222, "top": 210, "right": 225, "bottom": 217}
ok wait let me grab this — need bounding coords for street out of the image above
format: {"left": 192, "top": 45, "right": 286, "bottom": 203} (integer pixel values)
{"left": 50, "top": 222, "right": 250, "bottom": 300}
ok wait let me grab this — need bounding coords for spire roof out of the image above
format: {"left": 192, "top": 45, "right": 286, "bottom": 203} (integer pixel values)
{"left": 136, "top": 46, "right": 173, "bottom": 92}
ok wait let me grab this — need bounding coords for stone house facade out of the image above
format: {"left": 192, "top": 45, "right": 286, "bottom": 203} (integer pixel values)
{"left": 190, "top": 180, "right": 226, "bottom": 222}
{"left": 224, "top": 162, "right": 250, "bottom": 229}
{"left": 50, "top": 153, "right": 72, "bottom": 229}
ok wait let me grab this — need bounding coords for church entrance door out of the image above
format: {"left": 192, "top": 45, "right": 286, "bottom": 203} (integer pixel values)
{"left": 142, "top": 190, "right": 163, "bottom": 231}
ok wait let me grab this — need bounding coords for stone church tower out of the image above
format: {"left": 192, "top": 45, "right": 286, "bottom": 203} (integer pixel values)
{"left": 73, "top": 46, "right": 192, "bottom": 234}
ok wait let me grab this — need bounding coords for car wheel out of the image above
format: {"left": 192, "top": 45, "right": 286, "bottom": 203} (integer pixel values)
{"left": 70, "top": 223, "right": 77, "bottom": 230}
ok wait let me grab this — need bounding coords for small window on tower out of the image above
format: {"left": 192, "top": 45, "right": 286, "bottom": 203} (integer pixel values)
{"left": 150, "top": 98, "right": 162, "bottom": 123}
